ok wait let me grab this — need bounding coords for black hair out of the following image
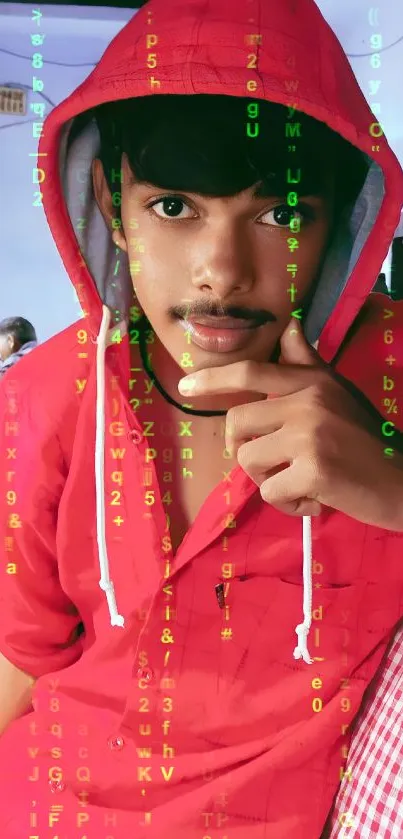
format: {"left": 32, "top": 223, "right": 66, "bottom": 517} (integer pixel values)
{"left": 0, "top": 317, "right": 37, "bottom": 347}
{"left": 92, "top": 94, "right": 369, "bottom": 218}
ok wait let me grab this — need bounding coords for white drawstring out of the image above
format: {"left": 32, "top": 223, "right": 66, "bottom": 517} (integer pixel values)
{"left": 94, "top": 307, "right": 314, "bottom": 648}
{"left": 95, "top": 305, "right": 125, "bottom": 627}
{"left": 293, "top": 515, "right": 313, "bottom": 664}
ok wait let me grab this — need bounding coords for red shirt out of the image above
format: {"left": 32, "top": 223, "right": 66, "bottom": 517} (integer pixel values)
{"left": 1, "top": 297, "right": 403, "bottom": 839}
{"left": 1, "top": 0, "right": 403, "bottom": 836}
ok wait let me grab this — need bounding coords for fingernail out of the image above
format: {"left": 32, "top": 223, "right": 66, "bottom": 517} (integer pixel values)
{"left": 178, "top": 377, "right": 196, "bottom": 394}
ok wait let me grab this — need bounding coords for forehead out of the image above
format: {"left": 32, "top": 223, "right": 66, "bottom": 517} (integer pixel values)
{"left": 118, "top": 121, "right": 335, "bottom": 201}
{"left": 123, "top": 167, "right": 333, "bottom": 204}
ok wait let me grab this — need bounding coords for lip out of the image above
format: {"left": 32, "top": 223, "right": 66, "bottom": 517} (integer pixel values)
{"left": 178, "top": 317, "right": 264, "bottom": 353}
{"left": 189, "top": 316, "right": 256, "bottom": 329}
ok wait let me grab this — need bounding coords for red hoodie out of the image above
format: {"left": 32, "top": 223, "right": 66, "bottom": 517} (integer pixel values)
{"left": 1, "top": 1, "right": 403, "bottom": 837}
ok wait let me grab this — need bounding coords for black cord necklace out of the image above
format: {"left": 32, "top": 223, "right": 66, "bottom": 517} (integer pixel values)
{"left": 137, "top": 315, "right": 226, "bottom": 417}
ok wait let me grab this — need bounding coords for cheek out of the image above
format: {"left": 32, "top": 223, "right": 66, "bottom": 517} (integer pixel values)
{"left": 125, "top": 234, "right": 179, "bottom": 320}
{"left": 131, "top": 216, "right": 192, "bottom": 294}
{"left": 277, "top": 222, "right": 329, "bottom": 285}
{"left": 256, "top": 224, "right": 329, "bottom": 309}
{"left": 297, "top": 224, "right": 330, "bottom": 281}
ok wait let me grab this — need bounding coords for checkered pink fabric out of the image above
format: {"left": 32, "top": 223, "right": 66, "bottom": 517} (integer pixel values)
{"left": 329, "top": 625, "right": 403, "bottom": 838}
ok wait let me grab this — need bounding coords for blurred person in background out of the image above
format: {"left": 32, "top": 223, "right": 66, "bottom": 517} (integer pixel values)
{"left": 0, "top": 317, "right": 38, "bottom": 379}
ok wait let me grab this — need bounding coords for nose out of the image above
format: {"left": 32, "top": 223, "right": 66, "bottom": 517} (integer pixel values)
{"left": 190, "top": 222, "right": 255, "bottom": 298}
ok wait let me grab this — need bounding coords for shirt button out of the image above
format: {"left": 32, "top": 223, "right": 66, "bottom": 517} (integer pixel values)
{"left": 128, "top": 428, "right": 143, "bottom": 444}
{"left": 137, "top": 666, "right": 154, "bottom": 682}
{"left": 48, "top": 779, "right": 66, "bottom": 793}
{"left": 107, "top": 734, "right": 125, "bottom": 751}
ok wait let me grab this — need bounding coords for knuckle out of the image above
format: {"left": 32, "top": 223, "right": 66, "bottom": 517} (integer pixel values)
{"left": 294, "top": 420, "right": 316, "bottom": 451}
{"left": 225, "top": 407, "right": 238, "bottom": 439}
{"left": 236, "top": 441, "right": 250, "bottom": 468}
{"left": 307, "top": 456, "right": 323, "bottom": 491}
{"left": 202, "top": 367, "right": 214, "bottom": 386}
{"left": 306, "top": 375, "right": 334, "bottom": 407}
{"left": 229, "top": 403, "right": 249, "bottom": 434}
{"left": 306, "top": 382, "right": 325, "bottom": 404}
{"left": 259, "top": 482, "right": 270, "bottom": 502}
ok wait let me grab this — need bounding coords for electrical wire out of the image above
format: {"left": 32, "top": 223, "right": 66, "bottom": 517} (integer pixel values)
{"left": 0, "top": 81, "right": 56, "bottom": 130}
{"left": 0, "top": 46, "right": 96, "bottom": 67}
{"left": 1, "top": 81, "right": 56, "bottom": 108}
{"left": 1, "top": 29, "right": 403, "bottom": 132}
{"left": 1, "top": 32, "right": 403, "bottom": 65}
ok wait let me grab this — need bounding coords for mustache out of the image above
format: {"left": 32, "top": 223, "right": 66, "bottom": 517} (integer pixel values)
{"left": 173, "top": 304, "right": 277, "bottom": 325}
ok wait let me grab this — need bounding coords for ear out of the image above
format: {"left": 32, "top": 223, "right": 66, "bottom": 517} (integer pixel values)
{"left": 91, "top": 159, "right": 128, "bottom": 252}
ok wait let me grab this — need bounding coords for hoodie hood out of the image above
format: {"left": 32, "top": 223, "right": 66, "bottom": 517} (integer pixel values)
{"left": 37, "top": 0, "right": 403, "bottom": 664}
{"left": 0, "top": 341, "right": 38, "bottom": 378}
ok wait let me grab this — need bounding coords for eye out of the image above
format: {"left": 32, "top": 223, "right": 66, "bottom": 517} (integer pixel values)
{"left": 147, "top": 196, "right": 197, "bottom": 220}
{"left": 258, "top": 203, "right": 315, "bottom": 228}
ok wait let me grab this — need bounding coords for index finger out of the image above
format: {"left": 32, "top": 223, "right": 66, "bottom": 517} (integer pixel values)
{"left": 177, "top": 359, "right": 319, "bottom": 397}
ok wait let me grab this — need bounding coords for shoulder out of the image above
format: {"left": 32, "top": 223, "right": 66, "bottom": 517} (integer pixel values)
{"left": 334, "top": 293, "right": 403, "bottom": 431}
{"left": 0, "top": 319, "right": 96, "bottom": 452}
{"left": 1, "top": 319, "right": 95, "bottom": 398}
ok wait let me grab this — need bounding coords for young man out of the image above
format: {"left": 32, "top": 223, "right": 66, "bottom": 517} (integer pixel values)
{"left": 0, "top": 0, "right": 402, "bottom": 837}
{"left": 0, "top": 316, "right": 37, "bottom": 379}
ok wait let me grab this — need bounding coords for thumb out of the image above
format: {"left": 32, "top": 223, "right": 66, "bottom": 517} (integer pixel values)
{"left": 279, "top": 318, "right": 320, "bottom": 366}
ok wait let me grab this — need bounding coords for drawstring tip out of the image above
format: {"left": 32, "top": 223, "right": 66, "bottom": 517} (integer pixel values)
{"left": 111, "top": 614, "right": 125, "bottom": 628}
{"left": 293, "top": 623, "right": 313, "bottom": 665}
{"left": 293, "top": 645, "right": 313, "bottom": 665}
{"left": 99, "top": 579, "right": 125, "bottom": 629}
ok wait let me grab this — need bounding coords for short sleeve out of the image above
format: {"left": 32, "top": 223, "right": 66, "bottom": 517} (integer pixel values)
{"left": 0, "top": 373, "right": 83, "bottom": 679}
